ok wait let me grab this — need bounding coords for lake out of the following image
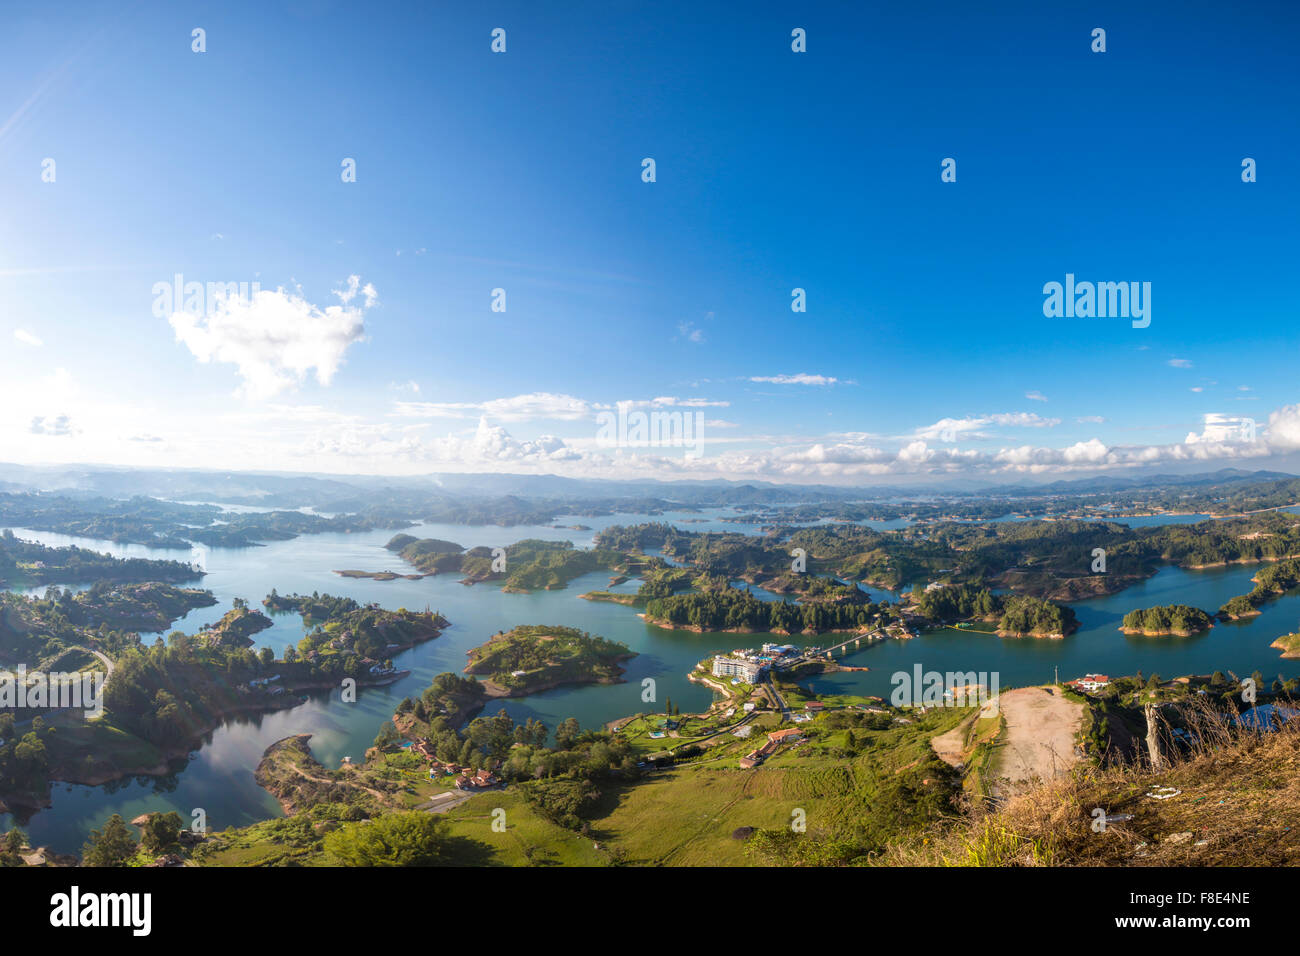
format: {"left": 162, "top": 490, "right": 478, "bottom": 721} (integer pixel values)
{"left": 4, "top": 510, "right": 1299, "bottom": 853}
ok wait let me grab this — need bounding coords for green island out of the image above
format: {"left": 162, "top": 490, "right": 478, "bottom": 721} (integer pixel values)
{"left": 0, "top": 530, "right": 201, "bottom": 588}
{"left": 1216, "top": 557, "right": 1300, "bottom": 619}
{"left": 463, "top": 625, "right": 635, "bottom": 697}
{"left": 1271, "top": 633, "right": 1300, "bottom": 659}
{"left": 29, "top": 582, "right": 216, "bottom": 632}
{"left": 378, "top": 534, "right": 630, "bottom": 592}
{"left": 1120, "top": 604, "right": 1215, "bottom": 637}
{"left": 198, "top": 601, "right": 273, "bottom": 648}
{"left": 909, "top": 584, "right": 1078, "bottom": 638}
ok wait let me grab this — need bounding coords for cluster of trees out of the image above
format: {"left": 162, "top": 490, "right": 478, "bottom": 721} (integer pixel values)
{"left": 997, "top": 594, "right": 1078, "bottom": 636}
{"left": 397, "top": 671, "right": 486, "bottom": 726}
{"left": 289, "top": 598, "right": 447, "bottom": 664}
{"left": 392, "top": 673, "right": 641, "bottom": 786}
{"left": 911, "top": 584, "right": 999, "bottom": 621}
{"left": 264, "top": 589, "right": 360, "bottom": 620}
{"left": 1121, "top": 605, "right": 1214, "bottom": 634}
{"left": 80, "top": 811, "right": 184, "bottom": 866}
{"left": 633, "top": 562, "right": 695, "bottom": 600}
{"left": 0, "top": 713, "right": 51, "bottom": 795}
{"left": 1150, "top": 515, "right": 1300, "bottom": 569}
{"left": 324, "top": 811, "right": 450, "bottom": 866}
{"left": 0, "top": 829, "right": 25, "bottom": 866}
{"left": 910, "top": 584, "right": 1077, "bottom": 636}
{"left": 593, "top": 522, "right": 685, "bottom": 553}
{"left": 645, "top": 586, "right": 879, "bottom": 633}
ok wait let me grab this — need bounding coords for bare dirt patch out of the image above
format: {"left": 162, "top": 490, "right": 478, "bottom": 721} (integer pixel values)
{"left": 985, "top": 686, "right": 1083, "bottom": 798}
{"left": 931, "top": 714, "right": 976, "bottom": 769}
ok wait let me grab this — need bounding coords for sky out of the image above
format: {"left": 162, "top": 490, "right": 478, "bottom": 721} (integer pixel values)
{"left": 2, "top": 0, "right": 1298, "bottom": 486}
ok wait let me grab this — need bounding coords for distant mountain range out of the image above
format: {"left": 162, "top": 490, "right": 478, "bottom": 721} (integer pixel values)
{"left": 0, "top": 462, "right": 1296, "bottom": 510}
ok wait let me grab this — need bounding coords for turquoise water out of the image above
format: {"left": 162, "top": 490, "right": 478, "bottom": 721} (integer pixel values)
{"left": 803, "top": 563, "right": 1300, "bottom": 700}
{"left": 4, "top": 513, "right": 1300, "bottom": 853}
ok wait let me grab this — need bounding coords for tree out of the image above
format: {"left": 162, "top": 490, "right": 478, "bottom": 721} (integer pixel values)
{"left": 0, "top": 828, "right": 24, "bottom": 866}
{"left": 82, "top": 814, "right": 138, "bottom": 867}
{"left": 140, "top": 811, "right": 183, "bottom": 855}
{"left": 324, "top": 811, "right": 449, "bottom": 866}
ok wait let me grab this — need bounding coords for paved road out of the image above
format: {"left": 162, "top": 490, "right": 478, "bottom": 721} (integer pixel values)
{"left": 763, "top": 674, "right": 791, "bottom": 720}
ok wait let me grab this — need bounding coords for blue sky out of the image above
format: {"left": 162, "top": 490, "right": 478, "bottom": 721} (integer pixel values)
{"left": 2, "top": 0, "right": 1298, "bottom": 484}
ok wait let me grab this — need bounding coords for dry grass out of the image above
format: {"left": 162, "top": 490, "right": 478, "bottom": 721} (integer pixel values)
{"left": 887, "top": 697, "right": 1300, "bottom": 866}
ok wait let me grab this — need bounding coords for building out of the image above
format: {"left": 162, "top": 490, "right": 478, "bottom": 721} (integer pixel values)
{"left": 767, "top": 728, "right": 803, "bottom": 746}
{"left": 712, "top": 656, "right": 765, "bottom": 683}
{"left": 1068, "top": 674, "right": 1111, "bottom": 693}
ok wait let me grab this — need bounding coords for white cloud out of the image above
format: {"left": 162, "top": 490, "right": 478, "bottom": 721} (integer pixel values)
{"left": 1076, "top": 416, "right": 1106, "bottom": 424}
{"left": 618, "top": 396, "right": 730, "bottom": 410}
{"left": 1265, "top": 405, "right": 1300, "bottom": 450}
{"left": 1025, "top": 390, "right": 1047, "bottom": 402}
{"left": 396, "top": 392, "right": 595, "bottom": 422}
{"left": 677, "top": 322, "right": 705, "bottom": 344}
{"left": 29, "top": 414, "right": 74, "bottom": 436}
{"left": 394, "top": 392, "right": 730, "bottom": 422}
{"left": 333, "top": 274, "right": 378, "bottom": 308}
{"left": 1186, "top": 413, "right": 1260, "bottom": 445}
{"left": 914, "top": 412, "right": 1061, "bottom": 442}
{"left": 1168, "top": 358, "right": 1193, "bottom": 368}
{"left": 168, "top": 278, "right": 372, "bottom": 400}
{"left": 750, "top": 373, "right": 839, "bottom": 386}
{"left": 13, "top": 329, "right": 42, "bottom": 347}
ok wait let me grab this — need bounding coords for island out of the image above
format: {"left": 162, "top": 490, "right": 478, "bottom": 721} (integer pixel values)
{"left": 199, "top": 601, "right": 273, "bottom": 648}
{"left": 1271, "top": 633, "right": 1300, "bottom": 659}
{"left": 907, "top": 584, "right": 1078, "bottom": 638}
{"left": 463, "top": 625, "right": 635, "bottom": 697}
{"left": 1120, "top": 604, "right": 1215, "bottom": 637}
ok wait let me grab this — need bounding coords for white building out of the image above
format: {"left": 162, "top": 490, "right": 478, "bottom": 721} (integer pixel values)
{"left": 713, "top": 656, "right": 765, "bottom": 683}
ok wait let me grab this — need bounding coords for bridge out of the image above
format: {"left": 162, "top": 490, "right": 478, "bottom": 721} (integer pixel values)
{"left": 816, "top": 629, "right": 888, "bottom": 659}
